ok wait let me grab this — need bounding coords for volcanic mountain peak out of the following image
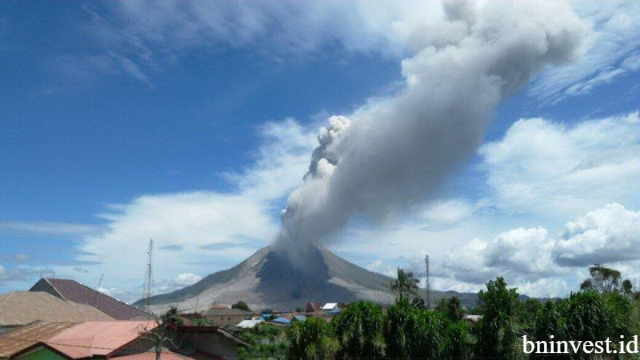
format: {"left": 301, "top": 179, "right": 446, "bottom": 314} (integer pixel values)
{"left": 141, "top": 244, "right": 476, "bottom": 313}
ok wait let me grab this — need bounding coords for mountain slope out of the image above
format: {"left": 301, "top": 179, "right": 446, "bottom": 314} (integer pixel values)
{"left": 138, "top": 244, "right": 477, "bottom": 312}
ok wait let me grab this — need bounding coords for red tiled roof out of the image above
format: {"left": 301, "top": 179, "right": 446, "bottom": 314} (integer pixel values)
{"left": 42, "top": 279, "right": 147, "bottom": 320}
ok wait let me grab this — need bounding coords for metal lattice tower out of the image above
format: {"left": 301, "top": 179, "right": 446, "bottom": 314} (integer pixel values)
{"left": 425, "top": 255, "right": 431, "bottom": 309}
{"left": 143, "top": 239, "right": 154, "bottom": 312}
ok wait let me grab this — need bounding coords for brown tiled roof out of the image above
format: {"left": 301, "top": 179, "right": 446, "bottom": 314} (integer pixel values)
{"left": 39, "top": 278, "right": 147, "bottom": 320}
{"left": 45, "top": 320, "right": 157, "bottom": 359}
{"left": 304, "top": 302, "right": 320, "bottom": 313}
{"left": 0, "top": 321, "right": 77, "bottom": 358}
{"left": 0, "top": 292, "right": 113, "bottom": 326}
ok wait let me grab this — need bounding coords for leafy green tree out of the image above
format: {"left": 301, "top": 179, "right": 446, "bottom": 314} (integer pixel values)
{"left": 231, "top": 301, "right": 252, "bottom": 312}
{"left": 444, "top": 321, "right": 471, "bottom": 360}
{"left": 384, "top": 298, "right": 418, "bottom": 358}
{"left": 435, "top": 296, "right": 464, "bottom": 321}
{"left": 519, "top": 298, "right": 542, "bottom": 328}
{"left": 288, "top": 317, "right": 339, "bottom": 360}
{"left": 384, "top": 299, "right": 454, "bottom": 359}
{"left": 411, "top": 296, "right": 426, "bottom": 309}
{"left": 412, "top": 310, "right": 448, "bottom": 359}
{"left": 238, "top": 323, "right": 288, "bottom": 360}
{"left": 332, "top": 300, "right": 385, "bottom": 359}
{"left": 601, "top": 291, "right": 634, "bottom": 339}
{"left": 475, "top": 277, "right": 519, "bottom": 358}
{"left": 390, "top": 268, "right": 419, "bottom": 302}
{"left": 193, "top": 318, "right": 215, "bottom": 327}
{"left": 532, "top": 300, "right": 568, "bottom": 359}
{"left": 580, "top": 264, "right": 633, "bottom": 293}
{"left": 161, "top": 306, "right": 183, "bottom": 327}
{"left": 446, "top": 296, "right": 464, "bottom": 321}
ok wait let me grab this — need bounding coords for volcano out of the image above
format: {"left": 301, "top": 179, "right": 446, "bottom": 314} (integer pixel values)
{"left": 139, "top": 244, "right": 477, "bottom": 312}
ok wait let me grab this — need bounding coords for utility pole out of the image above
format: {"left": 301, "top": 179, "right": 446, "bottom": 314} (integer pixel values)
{"left": 425, "top": 255, "right": 431, "bottom": 309}
{"left": 143, "top": 239, "right": 154, "bottom": 315}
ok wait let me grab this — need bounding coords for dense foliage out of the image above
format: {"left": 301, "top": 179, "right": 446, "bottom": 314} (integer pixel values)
{"left": 232, "top": 300, "right": 252, "bottom": 312}
{"left": 333, "top": 300, "right": 385, "bottom": 359}
{"left": 237, "top": 322, "right": 288, "bottom": 360}
{"left": 233, "top": 264, "right": 638, "bottom": 360}
{"left": 475, "top": 277, "right": 520, "bottom": 359}
{"left": 288, "top": 317, "right": 339, "bottom": 360}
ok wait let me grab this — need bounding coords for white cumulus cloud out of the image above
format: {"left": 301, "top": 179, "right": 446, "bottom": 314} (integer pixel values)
{"left": 481, "top": 112, "right": 640, "bottom": 218}
{"left": 553, "top": 204, "right": 640, "bottom": 266}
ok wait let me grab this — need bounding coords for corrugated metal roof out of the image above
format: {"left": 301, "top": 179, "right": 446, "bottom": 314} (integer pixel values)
{"left": 112, "top": 350, "right": 224, "bottom": 360}
{"left": 0, "top": 322, "right": 77, "bottom": 358}
{"left": 236, "top": 320, "right": 263, "bottom": 329}
{"left": 38, "top": 279, "right": 148, "bottom": 320}
{"left": 46, "top": 320, "right": 158, "bottom": 359}
{"left": 0, "top": 292, "right": 113, "bottom": 326}
{"left": 321, "top": 303, "right": 337, "bottom": 310}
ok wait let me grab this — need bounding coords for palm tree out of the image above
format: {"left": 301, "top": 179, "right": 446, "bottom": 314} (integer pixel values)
{"left": 389, "top": 268, "right": 419, "bottom": 302}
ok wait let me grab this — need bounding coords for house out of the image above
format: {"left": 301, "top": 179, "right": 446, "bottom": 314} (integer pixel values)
{"left": 6, "top": 322, "right": 249, "bottom": 360}
{"left": 0, "top": 292, "right": 113, "bottom": 334}
{"left": 30, "top": 278, "right": 147, "bottom": 320}
{"left": 203, "top": 309, "right": 251, "bottom": 327}
{"left": 11, "top": 321, "right": 157, "bottom": 360}
{"left": 0, "top": 322, "right": 77, "bottom": 359}
{"left": 292, "top": 315, "right": 307, "bottom": 322}
{"left": 320, "top": 303, "right": 338, "bottom": 311}
{"left": 268, "top": 317, "right": 291, "bottom": 325}
{"left": 304, "top": 302, "right": 321, "bottom": 313}
{"left": 463, "top": 314, "right": 482, "bottom": 323}
{"left": 172, "top": 326, "right": 250, "bottom": 359}
{"left": 236, "top": 320, "right": 263, "bottom": 329}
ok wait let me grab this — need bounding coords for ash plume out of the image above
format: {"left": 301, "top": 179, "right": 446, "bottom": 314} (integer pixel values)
{"left": 275, "top": 0, "right": 588, "bottom": 258}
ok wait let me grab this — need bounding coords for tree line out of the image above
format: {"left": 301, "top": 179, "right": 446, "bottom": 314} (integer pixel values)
{"left": 286, "top": 264, "right": 639, "bottom": 360}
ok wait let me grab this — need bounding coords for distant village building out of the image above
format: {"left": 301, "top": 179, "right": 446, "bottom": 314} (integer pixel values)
{"left": 30, "top": 278, "right": 147, "bottom": 320}
{"left": 463, "top": 314, "right": 482, "bottom": 323}
{"left": 320, "top": 303, "right": 338, "bottom": 311}
{"left": 204, "top": 308, "right": 252, "bottom": 327}
{"left": 304, "top": 302, "right": 321, "bottom": 313}
{"left": 268, "top": 317, "right": 291, "bottom": 325}
{"left": 236, "top": 320, "right": 263, "bottom": 329}
{"left": 0, "top": 292, "right": 112, "bottom": 334}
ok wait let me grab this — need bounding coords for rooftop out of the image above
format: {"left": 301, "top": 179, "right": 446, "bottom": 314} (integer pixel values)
{"left": 31, "top": 278, "right": 148, "bottom": 320}
{"left": 112, "top": 351, "right": 224, "bottom": 360}
{"left": 0, "top": 292, "right": 113, "bottom": 326}
{"left": 0, "top": 321, "right": 77, "bottom": 358}
{"left": 204, "top": 308, "right": 251, "bottom": 316}
{"left": 45, "top": 320, "right": 158, "bottom": 359}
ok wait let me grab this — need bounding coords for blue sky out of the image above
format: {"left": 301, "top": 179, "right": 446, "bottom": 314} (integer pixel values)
{"left": 1, "top": 0, "right": 639, "bottom": 301}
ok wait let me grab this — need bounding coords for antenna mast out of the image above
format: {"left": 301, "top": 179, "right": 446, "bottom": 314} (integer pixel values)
{"left": 144, "top": 239, "right": 154, "bottom": 313}
{"left": 91, "top": 273, "right": 104, "bottom": 306}
{"left": 425, "top": 255, "right": 431, "bottom": 309}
